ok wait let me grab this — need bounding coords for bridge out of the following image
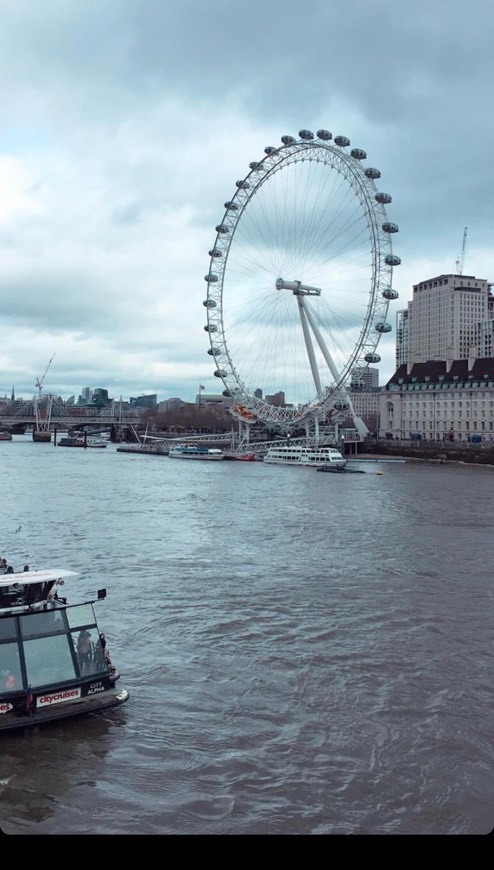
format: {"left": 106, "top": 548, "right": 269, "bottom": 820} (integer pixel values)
{"left": 0, "top": 400, "right": 142, "bottom": 434}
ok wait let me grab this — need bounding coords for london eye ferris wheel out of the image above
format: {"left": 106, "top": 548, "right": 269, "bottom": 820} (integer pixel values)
{"left": 203, "top": 128, "right": 400, "bottom": 436}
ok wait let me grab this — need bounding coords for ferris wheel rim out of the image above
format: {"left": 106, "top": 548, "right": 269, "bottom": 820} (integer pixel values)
{"left": 203, "top": 129, "right": 400, "bottom": 429}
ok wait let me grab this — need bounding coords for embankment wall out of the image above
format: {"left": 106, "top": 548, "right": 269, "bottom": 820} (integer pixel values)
{"left": 354, "top": 441, "right": 494, "bottom": 465}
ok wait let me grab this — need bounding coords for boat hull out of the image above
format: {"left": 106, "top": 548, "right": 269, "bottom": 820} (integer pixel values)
{"left": 264, "top": 447, "right": 346, "bottom": 468}
{"left": 0, "top": 686, "right": 129, "bottom": 732}
{"left": 169, "top": 446, "right": 225, "bottom": 460}
{"left": 169, "top": 453, "right": 224, "bottom": 460}
{"left": 58, "top": 437, "right": 107, "bottom": 448}
{"left": 117, "top": 445, "right": 168, "bottom": 455}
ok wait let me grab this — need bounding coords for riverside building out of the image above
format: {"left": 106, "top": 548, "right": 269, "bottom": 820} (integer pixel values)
{"left": 380, "top": 273, "right": 494, "bottom": 441}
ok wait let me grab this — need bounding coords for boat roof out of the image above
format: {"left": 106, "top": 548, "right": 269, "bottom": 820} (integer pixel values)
{"left": 0, "top": 568, "right": 78, "bottom": 589}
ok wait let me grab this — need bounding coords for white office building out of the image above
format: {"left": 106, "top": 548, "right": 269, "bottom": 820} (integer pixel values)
{"left": 395, "top": 273, "right": 492, "bottom": 365}
{"left": 381, "top": 273, "right": 494, "bottom": 441}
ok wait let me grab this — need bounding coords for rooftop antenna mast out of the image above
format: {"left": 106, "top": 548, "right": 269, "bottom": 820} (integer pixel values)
{"left": 455, "top": 227, "right": 468, "bottom": 275}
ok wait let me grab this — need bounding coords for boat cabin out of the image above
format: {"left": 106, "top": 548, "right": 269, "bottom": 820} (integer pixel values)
{"left": 0, "top": 569, "right": 128, "bottom": 731}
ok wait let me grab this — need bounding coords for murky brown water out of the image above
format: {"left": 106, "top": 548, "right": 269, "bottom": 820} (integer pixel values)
{"left": 0, "top": 440, "right": 492, "bottom": 835}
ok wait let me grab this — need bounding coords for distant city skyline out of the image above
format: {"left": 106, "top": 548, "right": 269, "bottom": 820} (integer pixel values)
{"left": 0, "top": 2, "right": 492, "bottom": 404}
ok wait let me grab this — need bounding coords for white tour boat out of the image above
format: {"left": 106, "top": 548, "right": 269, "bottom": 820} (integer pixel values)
{"left": 168, "top": 444, "right": 225, "bottom": 460}
{"left": 263, "top": 444, "right": 347, "bottom": 468}
{"left": 0, "top": 567, "right": 129, "bottom": 732}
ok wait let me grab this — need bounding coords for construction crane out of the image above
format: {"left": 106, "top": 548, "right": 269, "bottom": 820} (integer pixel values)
{"left": 456, "top": 227, "right": 468, "bottom": 275}
{"left": 35, "top": 353, "right": 56, "bottom": 399}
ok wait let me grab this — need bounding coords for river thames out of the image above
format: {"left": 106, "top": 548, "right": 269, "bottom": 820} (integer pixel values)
{"left": 0, "top": 436, "right": 492, "bottom": 836}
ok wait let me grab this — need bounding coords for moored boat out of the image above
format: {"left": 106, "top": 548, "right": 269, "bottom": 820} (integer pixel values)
{"left": 0, "top": 432, "right": 13, "bottom": 441}
{"left": 116, "top": 424, "right": 168, "bottom": 456}
{"left": 58, "top": 436, "right": 85, "bottom": 447}
{"left": 117, "top": 442, "right": 168, "bottom": 456}
{"left": 263, "top": 444, "right": 346, "bottom": 468}
{"left": 169, "top": 444, "right": 225, "bottom": 460}
{"left": 58, "top": 436, "right": 107, "bottom": 448}
{"left": 0, "top": 567, "right": 129, "bottom": 732}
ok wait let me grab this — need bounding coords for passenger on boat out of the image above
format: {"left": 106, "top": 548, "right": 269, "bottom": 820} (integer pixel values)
{"left": 77, "top": 630, "right": 92, "bottom": 673}
{"left": 93, "top": 632, "right": 111, "bottom": 671}
{"left": 0, "top": 558, "right": 7, "bottom": 573}
{"left": 41, "top": 580, "right": 58, "bottom": 602}
{"left": 2, "top": 670, "right": 16, "bottom": 690}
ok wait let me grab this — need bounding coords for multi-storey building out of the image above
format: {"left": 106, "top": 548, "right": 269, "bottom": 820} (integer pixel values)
{"left": 129, "top": 394, "right": 157, "bottom": 409}
{"left": 380, "top": 358, "right": 494, "bottom": 442}
{"left": 381, "top": 272, "right": 494, "bottom": 441}
{"left": 395, "top": 273, "right": 492, "bottom": 364}
{"left": 395, "top": 309, "right": 409, "bottom": 368}
{"left": 265, "top": 391, "right": 286, "bottom": 407}
{"left": 351, "top": 366, "right": 379, "bottom": 389}
{"left": 348, "top": 388, "right": 381, "bottom": 432}
{"left": 347, "top": 367, "right": 380, "bottom": 432}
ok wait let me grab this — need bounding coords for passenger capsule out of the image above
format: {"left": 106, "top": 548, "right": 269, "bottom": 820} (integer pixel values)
{"left": 334, "top": 135, "right": 350, "bottom": 147}
{"left": 224, "top": 201, "right": 238, "bottom": 211}
{"left": 236, "top": 180, "right": 250, "bottom": 189}
{"left": 264, "top": 146, "right": 277, "bottom": 154}
{"left": 216, "top": 224, "right": 230, "bottom": 234}
{"left": 375, "top": 192, "right": 392, "bottom": 204}
{"left": 382, "top": 222, "right": 399, "bottom": 234}
{"left": 209, "top": 249, "right": 222, "bottom": 258}
{"left": 365, "top": 168, "right": 381, "bottom": 179}
{"left": 317, "top": 129, "right": 332, "bottom": 141}
{"left": 351, "top": 148, "right": 366, "bottom": 160}
{"left": 203, "top": 299, "right": 217, "bottom": 308}
{"left": 214, "top": 369, "right": 227, "bottom": 378}
{"left": 207, "top": 347, "right": 221, "bottom": 356}
{"left": 249, "top": 161, "right": 262, "bottom": 170}
{"left": 375, "top": 322, "right": 392, "bottom": 333}
{"left": 299, "top": 129, "right": 314, "bottom": 140}
{"left": 365, "top": 352, "right": 381, "bottom": 363}
{"left": 385, "top": 254, "right": 401, "bottom": 266}
{"left": 382, "top": 287, "right": 399, "bottom": 300}
{"left": 222, "top": 389, "right": 233, "bottom": 398}
{"left": 204, "top": 324, "right": 218, "bottom": 332}
{"left": 281, "top": 135, "right": 296, "bottom": 145}
{"left": 204, "top": 274, "right": 218, "bottom": 283}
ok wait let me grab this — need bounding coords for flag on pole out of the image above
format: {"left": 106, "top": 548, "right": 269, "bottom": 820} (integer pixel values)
{"left": 25, "top": 685, "right": 34, "bottom": 716}
{"left": 199, "top": 384, "right": 205, "bottom": 391}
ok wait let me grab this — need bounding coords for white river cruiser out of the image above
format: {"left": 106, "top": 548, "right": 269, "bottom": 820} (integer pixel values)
{"left": 263, "top": 444, "right": 347, "bottom": 468}
{"left": 0, "top": 567, "right": 129, "bottom": 732}
{"left": 169, "top": 444, "right": 225, "bottom": 460}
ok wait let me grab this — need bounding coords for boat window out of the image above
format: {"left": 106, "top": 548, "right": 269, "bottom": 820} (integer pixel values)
{"left": 71, "top": 629, "right": 107, "bottom": 677}
{"left": 0, "top": 617, "right": 17, "bottom": 641}
{"left": 0, "top": 641, "right": 22, "bottom": 692}
{"left": 66, "top": 604, "right": 97, "bottom": 630}
{"left": 23, "top": 635, "right": 77, "bottom": 689}
{"left": 20, "top": 609, "right": 66, "bottom": 638}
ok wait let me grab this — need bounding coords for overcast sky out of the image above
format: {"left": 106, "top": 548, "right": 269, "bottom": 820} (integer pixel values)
{"left": 1, "top": 0, "right": 493, "bottom": 404}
